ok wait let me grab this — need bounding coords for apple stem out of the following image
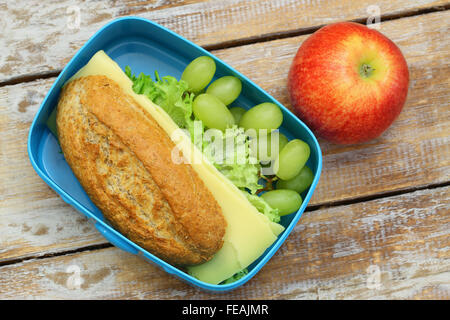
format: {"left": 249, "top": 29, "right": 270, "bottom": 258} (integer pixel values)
{"left": 360, "top": 63, "right": 375, "bottom": 78}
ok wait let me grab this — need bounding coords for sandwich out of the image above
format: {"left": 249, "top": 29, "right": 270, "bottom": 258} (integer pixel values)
{"left": 55, "top": 51, "right": 289, "bottom": 285}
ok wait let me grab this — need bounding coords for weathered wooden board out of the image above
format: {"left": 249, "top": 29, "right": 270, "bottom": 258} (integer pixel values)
{"left": 0, "top": 186, "right": 448, "bottom": 299}
{"left": 0, "top": 78, "right": 106, "bottom": 263}
{"left": 212, "top": 10, "right": 450, "bottom": 205}
{"left": 0, "top": 11, "right": 449, "bottom": 264}
{"left": 0, "top": 0, "right": 448, "bottom": 83}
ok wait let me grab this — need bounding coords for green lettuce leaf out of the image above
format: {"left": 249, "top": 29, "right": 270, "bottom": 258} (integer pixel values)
{"left": 125, "top": 67, "right": 196, "bottom": 136}
{"left": 202, "top": 126, "right": 263, "bottom": 194}
{"left": 221, "top": 268, "right": 248, "bottom": 284}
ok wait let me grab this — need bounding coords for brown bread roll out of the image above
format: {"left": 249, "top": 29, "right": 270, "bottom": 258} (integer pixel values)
{"left": 56, "top": 75, "right": 226, "bottom": 266}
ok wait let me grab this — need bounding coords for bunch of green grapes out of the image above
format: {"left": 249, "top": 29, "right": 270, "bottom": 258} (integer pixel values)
{"left": 181, "top": 56, "right": 315, "bottom": 216}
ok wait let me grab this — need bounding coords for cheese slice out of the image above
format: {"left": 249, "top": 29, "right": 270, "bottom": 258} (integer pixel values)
{"left": 69, "top": 51, "right": 285, "bottom": 284}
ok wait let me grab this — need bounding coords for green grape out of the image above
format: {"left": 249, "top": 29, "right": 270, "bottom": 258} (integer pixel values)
{"left": 229, "top": 107, "right": 246, "bottom": 124}
{"left": 239, "top": 102, "right": 283, "bottom": 134}
{"left": 274, "top": 139, "right": 310, "bottom": 180}
{"left": 181, "top": 56, "right": 216, "bottom": 93}
{"left": 252, "top": 131, "right": 289, "bottom": 162}
{"left": 276, "top": 166, "right": 314, "bottom": 194}
{"left": 261, "top": 189, "right": 302, "bottom": 216}
{"left": 193, "top": 93, "right": 235, "bottom": 131}
{"left": 206, "top": 76, "right": 242, "bottom": 105}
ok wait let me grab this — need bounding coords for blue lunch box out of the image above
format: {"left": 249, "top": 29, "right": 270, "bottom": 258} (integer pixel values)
{"left": 27, "top": 17, "right": 322, "bottom": 292}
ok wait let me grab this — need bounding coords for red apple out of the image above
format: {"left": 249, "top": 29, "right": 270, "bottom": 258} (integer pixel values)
{"left": 288, "top": 22, "right": 409, "bottom": 144}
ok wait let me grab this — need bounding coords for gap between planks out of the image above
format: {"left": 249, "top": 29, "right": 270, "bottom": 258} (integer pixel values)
{"left": 306, "top": 180, "right": 450, "bottom": 213}
{"left": 203, "top": 3, "right": 450, "bottom": 51}
{"left": 1, "top": 181, "right": 448, "bottom": 268}
{"left": 0, "top": 185, "right": 448, "bottom": 299}
{"left": 0, "top": 3, "right": 449, "bottom": 88}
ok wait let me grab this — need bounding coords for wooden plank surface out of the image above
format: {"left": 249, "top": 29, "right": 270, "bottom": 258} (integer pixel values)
{"left": 1, "top": 0, "right": 449, "bottom": 300}
{"left": 0, "top": 11, "right": 449, "bottom": 264}
{"left": 0, "top": 0, "right": 448, "bottom": 83}
{"left": 0, "top": 186, "right": 448, "bottom": 299}
{"left": 212, "top": 10, "right": 450, "bottom": 205}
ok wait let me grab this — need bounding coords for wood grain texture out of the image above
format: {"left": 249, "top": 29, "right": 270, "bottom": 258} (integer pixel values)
{"left": 0, "top": 186, "right": 448, "bottom": 299}
{"left": 0, "top": 0, "right": 448, "bottom": 83}
{"left": 0, "top": 11, "right": 449, "bottom": 265}
{"left": 211, "top": 10, "right": 450, "bottom": 205}
{"left": 0, "top": 79, "right": 106, "bottom": 263}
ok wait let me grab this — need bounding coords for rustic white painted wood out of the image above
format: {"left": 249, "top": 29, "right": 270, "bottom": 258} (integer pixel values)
{"left": 0, "top": 186, "right": 448, "bottom": 299}
{"left": 0, "top": 0, "right": 448, "bottom": 82}
{"left": 0, "top": 1, "right": 448, "bottom": 300}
